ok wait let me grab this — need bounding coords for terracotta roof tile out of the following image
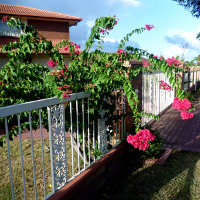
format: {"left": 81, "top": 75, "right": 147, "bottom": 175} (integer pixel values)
{"left": 0, "top": 4, "right": 82, "bottom": 24}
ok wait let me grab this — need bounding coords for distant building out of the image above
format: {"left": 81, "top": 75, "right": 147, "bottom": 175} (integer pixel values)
{"left": 0, "top": 4, "right": 82, "bottom": 68}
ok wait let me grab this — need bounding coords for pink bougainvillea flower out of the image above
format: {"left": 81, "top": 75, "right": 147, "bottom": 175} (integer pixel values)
{"left": 143, "top": 60, "right": 149, "bottom": 67}
{"left": 127, "top": 129, "right": 155, "bottom": 151}
{"left": 116, "top": 49, "right": 126, "bottom": 55}
{"left": 66, "top": 89, "right": 73, "bottom": 94}
{"left": 2, "top": 16, "right": 8, "bottom": 23}
{"left": 145, "top": 24, "right": 154, "bottom": 31}
{"left": 60, "top": 69, "right": 64, "bottom": 76}
{"left": 63, "top": 85, "right": 70, "bottom": 88}
{"left": 47, "top": 59, "right": 56, "bottom": 67}
{"left": 74, "top": 50, "right": 80, "bottom": 55}
{"left": 62, "top": 92, "right": 70, "bottom": 99}
{"left": 159, "top": 80, "right": 172, "bottom": 91}
{"left": 58, "top": 86, "right": 62, "bottom": 90}
{"left": 75, "top": 44, "right": 81, "bottom": 49}
{"left": 166, "top": 56, "right": 180, "bottom": 67}
{"left": 127, "top": 134, "right": 135, "bottom": 146}
{"left": 180, "top": 111, "right": 194, "bottom": 120}
{"left": 100, "top": 28, "right": 105, "bottom": 33}
{"left": 197, "top": 61, "right": 200, "bottom": 65}
{"left": 64, "top": 46, "right": 69, "bottom": 51}
{"left": 172, "top": 97, "right": 191, "bottom": 111}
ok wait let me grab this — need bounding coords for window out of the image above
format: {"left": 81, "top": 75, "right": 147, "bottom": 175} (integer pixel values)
{"left": 0, "top": 21, "right": 21, "bottom": 37}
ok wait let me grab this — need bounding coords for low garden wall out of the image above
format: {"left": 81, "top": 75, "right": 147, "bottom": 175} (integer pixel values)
{"left": 48, "top": 142, "right": 129, "bottom": 200}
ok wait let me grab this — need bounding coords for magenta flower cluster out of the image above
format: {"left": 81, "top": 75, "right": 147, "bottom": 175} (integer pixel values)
{"left": 47, "top": 59, "right": 57, "bottom": 67}
{"left": 100, "top": 15, "right": 119, "bottom": 33}
{"left": 172, "top": 97, "right": 193, "bottom": 120}
{"left": 143, "top": 60, "right": 149, "bottom": 67}
{"left": 180, "top": 110, "right": 194, "bottom": 120}
{"left": 64, "top": 41, "right": 81, "bottom": 55}
{"left": 2, "top": 16, "right": 8, "bottom": 23}
{"left": 145, "top": 24, "right": 154, "bottom": 31}
{"left": 166, "top": 56, "right": 179, "bottom": 67}
{"left": 127, "top": 129, "right": 155, "bottom": 151}
{"left": 159, "top": 80, "right": 172, "bottom": 91}
{"left": 116, "top": 49, "right": 126, "bottom": 55}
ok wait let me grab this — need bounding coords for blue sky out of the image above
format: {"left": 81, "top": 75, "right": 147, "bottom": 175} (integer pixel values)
{"left": 2, "top": 0, "right": 200, "bottom": 60}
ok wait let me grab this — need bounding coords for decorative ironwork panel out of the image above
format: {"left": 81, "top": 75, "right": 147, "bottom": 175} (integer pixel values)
{"left": 48, "top": 104, "right": 67, "bottom": 192}
{"left": 98, "top": 109, "right": 107, "bottom": 154}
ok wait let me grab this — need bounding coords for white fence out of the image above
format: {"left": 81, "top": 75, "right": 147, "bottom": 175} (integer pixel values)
{"left": 142, "top": 71, "right": 175, "bottom": 125}
{"left": 0, "top": 91, "right": 126, "bottom": 200}
{"left": 183, "top": 70, "right": 200, "bottom": 91}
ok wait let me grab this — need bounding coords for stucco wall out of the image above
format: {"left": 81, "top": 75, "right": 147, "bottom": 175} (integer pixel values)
{"left": 0, "top": 54, "right": 70, "bottom": 70}
{"left": 31, "top": 54, "right": 70, "bottom": 70}
{"left": 0, "top": 54, "right": 8, "bottom": 68}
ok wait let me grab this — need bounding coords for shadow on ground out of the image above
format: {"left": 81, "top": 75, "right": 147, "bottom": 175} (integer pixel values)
{"left": 94, "top": 150, "right": 200, "bottom": 200}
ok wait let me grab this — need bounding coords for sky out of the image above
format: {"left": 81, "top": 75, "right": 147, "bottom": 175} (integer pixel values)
{"left": 1, "top": 0, "right": 200, "bottom": 61}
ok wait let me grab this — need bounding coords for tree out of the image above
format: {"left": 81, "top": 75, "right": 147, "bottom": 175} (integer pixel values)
{"left": 173, "top": 0, "right": 200, "bottom": 18}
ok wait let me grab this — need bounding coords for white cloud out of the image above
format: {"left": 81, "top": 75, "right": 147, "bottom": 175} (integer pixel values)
{"left": 108, "top": 0, "right": 141, "bottom": 7}
{"left": 167, "top": 29, "right": 200, "bottom": 51}
{"left": 103, "top": 37, "right": 116, "bottom": 43}
{"left": 162, "top": 26, "right": 200, "bottom": 60}
{"left": 86, "top": 20, "right": 95, "bottom": 28}
{"left": 162, "top": 44, "right": 189, "bottom": 59}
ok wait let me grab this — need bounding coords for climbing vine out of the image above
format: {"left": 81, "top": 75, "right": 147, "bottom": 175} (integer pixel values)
{"left": 0, "top": 15, "right": 193, "bottom": 147}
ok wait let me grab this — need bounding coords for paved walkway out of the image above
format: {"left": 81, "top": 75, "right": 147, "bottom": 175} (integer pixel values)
{"left": 151, "top": 101, "right": 200, "bottom": 152}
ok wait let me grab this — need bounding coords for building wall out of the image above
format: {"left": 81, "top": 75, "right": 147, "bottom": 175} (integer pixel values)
{"left": 0, "top": 54, "right": 70, "bottom": 70}
{"left": 28, "top": 19, "right": 69, "bottom": 40}
{"left": 0, "top": 54, "right": 8, "bottom": 68}
{"left": 31, "top": 54, "right": 70, "bottom": 69}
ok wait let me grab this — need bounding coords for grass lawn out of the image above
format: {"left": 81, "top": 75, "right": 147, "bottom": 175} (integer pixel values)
{"left": 94, "top": 148, "right": 200, "bottom": 199}
{"left": 0, "top": 137, "right": 82, "bottom": 200}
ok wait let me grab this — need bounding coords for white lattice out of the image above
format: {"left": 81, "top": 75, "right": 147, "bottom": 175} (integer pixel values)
{"left": 98, "top": 110, "right": 107, "bottom": 154}
{"left": 48, "top": 104, "right": 67, "bottom": 191}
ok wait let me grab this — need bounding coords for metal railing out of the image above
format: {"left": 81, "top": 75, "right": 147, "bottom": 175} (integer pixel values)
{"left": 0, "top": 22, "right": 21, "bottom": 37}
{"left": 0, "top": 91, "right": 126, "bottom": 200}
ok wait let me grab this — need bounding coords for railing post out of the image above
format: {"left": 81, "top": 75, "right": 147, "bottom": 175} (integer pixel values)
{"left": 48, "top": 103, "right": 67, "bottom": 192}
{"left": 98, "top": 109, "right": 107, "bottom": 154}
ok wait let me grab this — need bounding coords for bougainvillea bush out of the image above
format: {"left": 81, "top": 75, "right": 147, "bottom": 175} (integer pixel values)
{"left": 0, "top": 15, "right": 195, "bottom": 151}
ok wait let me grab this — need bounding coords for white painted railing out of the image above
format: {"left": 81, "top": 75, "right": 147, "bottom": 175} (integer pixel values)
{"left": 0, "top": 91, "right": 126, "bottom": 200}
{"left": 0, "top": 22, "right": 21, "bottom": 37}
{"left": 142, "top": 71, "right": 175, "bottom": 125}
{"left": 142, "top": 70, "right": 200, "bottom": 125}
{"left": 183, "top": 70, "right": 200, "bottom": 91}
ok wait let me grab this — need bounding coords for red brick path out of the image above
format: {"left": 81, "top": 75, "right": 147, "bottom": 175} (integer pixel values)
{"left": 151, "top": 101, "right": 200, "bottom": 152}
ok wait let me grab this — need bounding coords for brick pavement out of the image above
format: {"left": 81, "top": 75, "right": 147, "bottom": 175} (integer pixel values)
{"left": 151, "top": 102, "right": 200, "bottom": 152}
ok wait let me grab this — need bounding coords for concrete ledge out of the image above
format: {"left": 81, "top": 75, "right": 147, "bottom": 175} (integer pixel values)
{"left": 48, "top": 142, "right": 129, "bottom": 200}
